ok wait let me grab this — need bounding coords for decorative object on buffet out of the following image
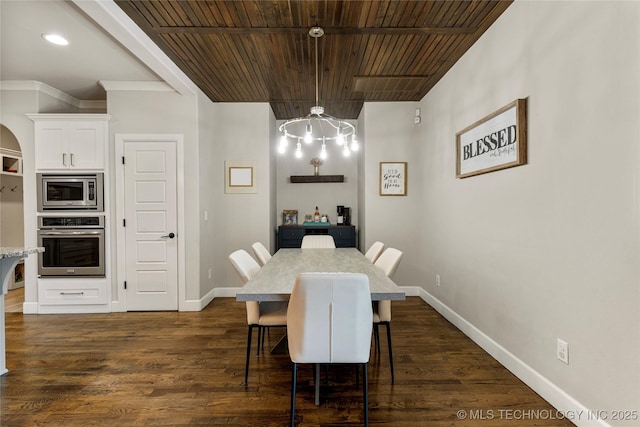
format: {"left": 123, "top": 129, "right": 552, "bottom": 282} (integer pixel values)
{"left": 380, "top": 162, "right": 407, "bottom": 196}
{"left": 277, "top": 27, "right": 359, "bottom": 160}
{"left": 338, "top": 206, "right": 351, "bottom": 225}
{"left": 302, "top": 205, "right": 330, "bottom": 226}
{"left": 283, "top": 210, "right": 298, "bottom": 226}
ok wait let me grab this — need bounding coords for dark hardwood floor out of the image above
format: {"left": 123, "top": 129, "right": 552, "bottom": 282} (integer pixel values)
{"left": 1, "top": 297, "right": 573, "bottom": 426}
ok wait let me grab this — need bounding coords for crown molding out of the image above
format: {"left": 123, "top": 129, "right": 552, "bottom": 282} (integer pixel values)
{"left": 0, "top": 80, "right": 80, "bottom": 107}
{"left": 98, "top": 80, "right": 174, "bottom": 92}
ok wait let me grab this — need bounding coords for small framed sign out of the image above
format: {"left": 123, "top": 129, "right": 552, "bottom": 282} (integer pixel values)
{"left": 380, "top": 162, "right": 407, "bottom": 196}
{"left": 225, "top": 160, "right": 256, "bottom": 193}
{"left": 456, "top": 98, "right": 527, "bottom": 178}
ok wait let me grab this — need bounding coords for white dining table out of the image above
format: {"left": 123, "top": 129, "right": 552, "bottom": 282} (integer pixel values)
{"left": 236, "top": 248, "right": 405, "bottom": 302}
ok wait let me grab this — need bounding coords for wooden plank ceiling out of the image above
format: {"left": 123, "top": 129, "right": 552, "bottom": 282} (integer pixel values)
{"left": 115, "top": 1, "right": 513, "bottom": 119}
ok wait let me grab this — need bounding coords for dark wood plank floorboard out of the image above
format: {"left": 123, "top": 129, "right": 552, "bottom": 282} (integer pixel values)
{"left": 1, "top": 297, "right": 573, "bottom": 426}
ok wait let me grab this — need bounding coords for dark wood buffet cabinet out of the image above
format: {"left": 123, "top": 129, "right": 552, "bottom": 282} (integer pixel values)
{"left": 277, "top": 225, "right": 357, "bottom": 249}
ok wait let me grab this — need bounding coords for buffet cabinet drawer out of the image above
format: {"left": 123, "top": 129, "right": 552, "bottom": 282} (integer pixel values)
{"left": 278, "top": 227, "right": 306, "bottom": 248}
{"left": 328, "top": 228, "right": 356, "bottom": 247}
{"left": 38, "top": 279, "right": 107, "bottom": 305}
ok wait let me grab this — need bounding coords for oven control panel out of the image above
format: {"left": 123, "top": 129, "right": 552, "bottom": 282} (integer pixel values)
{"left": 38, "top": 216, "right": 104, "bottom": 229}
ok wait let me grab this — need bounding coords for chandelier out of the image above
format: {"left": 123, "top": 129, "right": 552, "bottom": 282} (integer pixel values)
{"left": 278, "top": 27, "right": 359, "bottom": 159}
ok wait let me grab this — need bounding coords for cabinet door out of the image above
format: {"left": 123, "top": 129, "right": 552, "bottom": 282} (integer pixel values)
{"left": 34, "top": 120, "right": 106, "bottom": 171}
{"left": 329, "top": 227, "right": 355, "bottom": 248}
{"left": 68, "top": 121, "right": 105, "bottom": 169}
{"left": 278, "top": 227, "right": 306, "bottom": 248}
{"left": 34, "top": 122, "right": 68, "bottom": 170}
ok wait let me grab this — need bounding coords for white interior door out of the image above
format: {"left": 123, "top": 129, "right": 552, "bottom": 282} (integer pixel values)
{"left": 124, "top": 141, "right": 178, "bottom": 310}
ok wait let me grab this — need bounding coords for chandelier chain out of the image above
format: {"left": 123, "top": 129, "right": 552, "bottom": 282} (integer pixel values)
{"left": 278, "top": 26, "right": 359, "bottom": 158}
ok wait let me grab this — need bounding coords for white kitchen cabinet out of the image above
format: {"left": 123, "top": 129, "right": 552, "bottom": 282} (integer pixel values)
{"left": 27, "top": 114, "right": 110, "bottom": 171}
{"left": 37, "top": 277, "right": 110, "bottom": 314}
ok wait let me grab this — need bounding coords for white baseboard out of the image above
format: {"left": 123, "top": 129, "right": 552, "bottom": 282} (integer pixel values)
{"left": 417, "top": 288, "right": 609, "bottom": 427}
{"left": 214, "top": 287, "right": 242, "bottom": 298}
{"left": 22, "top": 302, "right": 39, "bottom": 314}
{"left": 110, "top": 301, "right": 126, "bottom": 312}
{"left": 180, "top": 287, "right": 241, "bottom": 311}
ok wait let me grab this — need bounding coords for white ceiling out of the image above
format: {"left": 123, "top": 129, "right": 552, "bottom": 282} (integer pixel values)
{"left": 0, "top": 0, "right": 162, "bottom": 101}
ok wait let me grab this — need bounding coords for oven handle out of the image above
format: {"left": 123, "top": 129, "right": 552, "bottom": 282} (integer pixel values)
{"left": 38, "top": 230, "right": 103, "bottom": 236}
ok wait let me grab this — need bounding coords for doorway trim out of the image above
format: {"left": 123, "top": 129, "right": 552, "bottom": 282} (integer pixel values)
{"left": 114, "top": 134, "right": 185, "bottom": 312}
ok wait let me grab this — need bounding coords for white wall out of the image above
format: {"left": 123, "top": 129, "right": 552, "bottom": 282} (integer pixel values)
{"left": 197, "top": 93, "right": 217, "bottom": 297}
{"left": 105, "top": 89, "right": 201, "bottom": 301}
{"left": 210, "top": 103, "right": 273, "bottom": 288}
{"left": 418, "top": 0, "right": 639, "bottom": 423}
{"left": 361, "top": 102, "right": 421, "bottom": 286}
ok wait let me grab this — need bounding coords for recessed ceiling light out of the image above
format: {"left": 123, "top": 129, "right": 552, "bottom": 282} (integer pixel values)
{"left": 42, "top": 33, "right": 69, "bottom": 46}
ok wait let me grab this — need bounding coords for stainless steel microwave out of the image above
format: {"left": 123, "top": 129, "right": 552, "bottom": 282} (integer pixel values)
{"left": 37, "top": 173, "right": 103, "bottom": 211}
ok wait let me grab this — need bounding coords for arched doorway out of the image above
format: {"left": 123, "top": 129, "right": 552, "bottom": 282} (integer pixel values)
{"left": 0, "top": 124, "right": 25, "bottom": 313}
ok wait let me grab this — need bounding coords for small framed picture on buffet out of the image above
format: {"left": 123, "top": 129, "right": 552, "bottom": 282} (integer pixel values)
{"left": 282, "top": 210, "right": 298, "bottom": 226}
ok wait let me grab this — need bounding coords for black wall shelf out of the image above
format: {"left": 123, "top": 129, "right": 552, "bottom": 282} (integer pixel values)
{"left": 290, "top": 175, "right": 344, "bottom": 183}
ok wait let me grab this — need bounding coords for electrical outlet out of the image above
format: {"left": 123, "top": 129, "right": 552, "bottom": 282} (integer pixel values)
{"left": 557, "top": 339, "right": 569, "bottom": 364}
{"left": 208, "top": 268, "right": 212, "bottom": 279}
{"left": 204, "top": 210, "right": 208, "bottom": 221}
{"left": 436, "top": 274, "right": 441, "bottom": 287}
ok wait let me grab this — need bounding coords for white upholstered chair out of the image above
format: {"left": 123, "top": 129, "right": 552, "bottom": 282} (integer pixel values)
{"left": 364, "top": 241, "right": 384, "bottom": 263}
{"left": 251, "top": 241, "right": 272, "bottom": 266}
{"left": 300, "top": 234, "right": 336, "bottom": 248}
{"left": 287, "top": 273, "right": 373, "bottom": 426}
{"left": 372, "top": 247, "right": 403, "bottom": 384}
{"left": 228, "top": 249, "right": 287, "bottom": 385}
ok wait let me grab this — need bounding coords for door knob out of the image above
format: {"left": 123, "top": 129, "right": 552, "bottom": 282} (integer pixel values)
{"left": 161, "top": 232, "right": 176, "bottom": 239}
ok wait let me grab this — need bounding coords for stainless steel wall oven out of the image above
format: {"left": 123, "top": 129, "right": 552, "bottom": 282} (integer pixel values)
{"left": 37, "top": 216, "right": 105, "bottom": 277}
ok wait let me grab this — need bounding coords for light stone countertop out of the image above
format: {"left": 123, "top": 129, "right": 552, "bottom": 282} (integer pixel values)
{"left": 0, "top": 247, "right": 44, "bottom": 259}
{"left": 236, "top": 248, "right": 406, "bottom": 302}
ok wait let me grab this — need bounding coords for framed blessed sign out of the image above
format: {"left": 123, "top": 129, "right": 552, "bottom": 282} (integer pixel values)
{"left": 380, "top": 162, "right": 407, "bottom": 196}
{"left": 456, "top": 98, "right": 527, "bottom": 178}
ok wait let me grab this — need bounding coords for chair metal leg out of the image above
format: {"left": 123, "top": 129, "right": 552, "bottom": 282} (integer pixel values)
{"left": 257, "top": 326, "right": 262, "bottom": 356}
{"left": 384, "top": 322, "right": 394, "bottom": 384}
{"left": 363, "top": 363, "right": 369, "bottom": 426}
{"left": 373, "top": 323, "right": 380, "bottom": 355}
{"left": 315, "top": 363, "right": 320, "bottom": 405}
{"left": 262, "top": 326, "right": 267, "bottom": 352}
{"left": 291, "top": 363, "right": 297, "bottom": 427}
{"left": 245, "top": 325, "right": 254, "bottom": 385}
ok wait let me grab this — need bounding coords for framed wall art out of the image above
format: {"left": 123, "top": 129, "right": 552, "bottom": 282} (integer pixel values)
{"left": 225, "top": 160, "right": 256, "bottom": 193}
{"left": 380, "top": 162, "right": 407, "bottom": 196}
{"left": 456, "top": 98, "right": 527, "bottom": 179}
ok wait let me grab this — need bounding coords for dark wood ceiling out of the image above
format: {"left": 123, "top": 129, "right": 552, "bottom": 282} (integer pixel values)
{"left": 115, "top": 1, "right": 512, "bottom": 119}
